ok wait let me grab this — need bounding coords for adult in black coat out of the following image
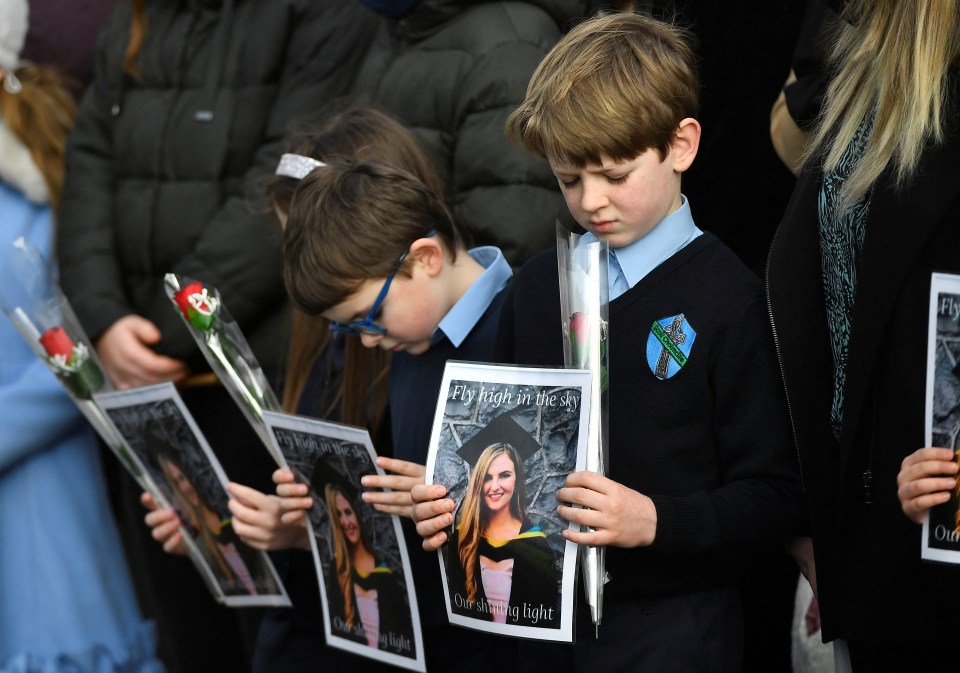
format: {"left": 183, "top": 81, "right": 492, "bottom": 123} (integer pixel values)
{"left": 768, "top": 1, "right": 960, "bottom": 670}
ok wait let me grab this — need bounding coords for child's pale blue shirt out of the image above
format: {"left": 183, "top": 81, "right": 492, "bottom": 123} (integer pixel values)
{"left": 433, "top": 246, "right": 512, "bottom": 346}
{"left": 582, "top": 195, "right": 701, "bottom": 301}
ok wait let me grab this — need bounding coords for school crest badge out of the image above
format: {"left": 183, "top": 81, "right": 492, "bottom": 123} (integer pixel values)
{"left": 646, "top": 314, "right": 696, "bottom": 380}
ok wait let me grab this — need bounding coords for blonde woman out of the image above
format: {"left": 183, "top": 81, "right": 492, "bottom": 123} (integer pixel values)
{"left": 768, "top": 0, "right": 960, "bottom": 669}
{"left": 448, "top": 441, "right": 559, "bottom": 628}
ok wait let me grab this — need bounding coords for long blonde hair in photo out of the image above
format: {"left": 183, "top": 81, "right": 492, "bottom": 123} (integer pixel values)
{"left": 805, "top": 0, "right": 960, "bottom": 207}
{"left": 326, "top": 484, "right": 360, "bottom": 627}
{"left": 457, "top": 443, "right": 526, "bottom": 605}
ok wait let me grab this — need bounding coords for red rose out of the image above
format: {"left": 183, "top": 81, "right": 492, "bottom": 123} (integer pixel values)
{"left": 570, "top": 312, "right": 588, "bottom": 362}
{"left": 172, "top": 281, "right": 218, "bottom": 330}
{"left": 39, "top": 326, "right": 75, "bottom": 362}
{"left": 174, "top": 281, "right": 204, "bottom": 319}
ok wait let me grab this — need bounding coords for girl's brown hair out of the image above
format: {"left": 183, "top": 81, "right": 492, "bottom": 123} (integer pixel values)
{"left": 0, "top": 65, "right": 76, "bottom": 208}
{"left": 123, "top": 0, "right": 147, "bottom": 78}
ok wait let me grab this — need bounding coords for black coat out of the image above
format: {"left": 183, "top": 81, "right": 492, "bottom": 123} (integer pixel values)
{"left": 350, "top": 0, "right": 591, "bottom": 267}
{"left": 767, "top": 96, "right": 960, "bottom": 647}
{"left": 58, "top": 0, "right": 377, "bottom": 383}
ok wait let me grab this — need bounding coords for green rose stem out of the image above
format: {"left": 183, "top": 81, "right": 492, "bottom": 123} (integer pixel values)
{"left": 55, "top": 357, "right": 106, "bottom": 400}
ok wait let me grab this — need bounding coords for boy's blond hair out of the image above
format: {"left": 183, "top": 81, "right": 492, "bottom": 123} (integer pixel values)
{"left": 506, "top": 12, "right": 699, "bottom": 166}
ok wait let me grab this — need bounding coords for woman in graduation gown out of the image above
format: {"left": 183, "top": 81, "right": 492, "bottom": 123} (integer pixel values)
{"left": 448, "top": 439, "right": 560, "bottom": 629}
{"left": 320, "top": 477, "right": 415, "bottom": 656}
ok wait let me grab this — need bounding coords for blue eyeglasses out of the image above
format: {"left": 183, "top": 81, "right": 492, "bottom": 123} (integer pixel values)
{"left": 329, "top": 230, "right": 435, "bottom": 337}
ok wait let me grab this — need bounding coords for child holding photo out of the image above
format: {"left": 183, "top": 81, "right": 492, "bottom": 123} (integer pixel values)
{"left": 278, "top": 157, "right": 516, "bottom": 672}
{"left": 412, "top": 13, "right": 805, "bottom": 672}
{"left": 149, "top": 106, "right": 517, "bottom": 672}
{"left": 146, "top": 106, "right": 443, "bottom": 673}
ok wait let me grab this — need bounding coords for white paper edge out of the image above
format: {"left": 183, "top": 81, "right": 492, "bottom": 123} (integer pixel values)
{"left": 262, "top": 410, "right": 427, "bottom": 672}
{"left": 424, "top": 360, "right": 592, "bottom": 642}
{"left": 921, "top": 274, "right": 960, "bottom": 562}
{"left": 94, "top": 382, "right": 292, "bottom": 607}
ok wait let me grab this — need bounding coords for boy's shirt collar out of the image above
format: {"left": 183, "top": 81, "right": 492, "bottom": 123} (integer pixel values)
{"left": 433, "top": 246, "right": 512, "bottom": 347}
{"left": 582, "top": 194, "right": 702, "bottom": 300}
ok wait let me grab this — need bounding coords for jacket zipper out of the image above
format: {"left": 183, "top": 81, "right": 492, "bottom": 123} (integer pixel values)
{"left": 765, "top": 224, "right": 807, "bottom": 493}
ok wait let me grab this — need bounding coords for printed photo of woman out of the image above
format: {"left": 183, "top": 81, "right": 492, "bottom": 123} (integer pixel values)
{"left": 312, "top": 463, "right": 416, "bottom": 657}
{"left": 445, "top": 413, "right": 561, "bottom": 629}
{"left": 144, "top": 425, "right": 279, "bottom": 598}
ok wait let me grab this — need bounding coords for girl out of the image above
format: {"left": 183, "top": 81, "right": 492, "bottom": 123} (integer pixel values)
{"left": 0, "top": 54, "right": 161, "bottom": 673}
{"left": 148, "top": 106, "right": 446, "bottom": 673}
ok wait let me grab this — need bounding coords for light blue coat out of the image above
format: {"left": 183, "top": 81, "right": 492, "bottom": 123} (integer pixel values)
{"left": 0, "top": 182, "right": 163, "bottom": 673}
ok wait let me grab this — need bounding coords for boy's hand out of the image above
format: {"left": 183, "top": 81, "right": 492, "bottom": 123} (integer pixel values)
{"left": 411, "top": 483, "right": 456, "bottom": 551}
{"left": 557, "top": 471, "right": 657, "bottom": 548}
{"left": 897, "top": 447, "right": 958, "bottom": 524}
{"left": 360, "top": 457, "right": 426, "bottom": 518}
{"left": 141, "top": 491, "right": 188, "bottom": 555}
{"left": 226, "top": 482, "right": 310, "bottom": 551}
{"left": 272, "top": 468, "right": 314, "bottom": 526}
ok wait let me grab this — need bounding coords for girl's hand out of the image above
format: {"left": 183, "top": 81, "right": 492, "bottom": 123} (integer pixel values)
{"left": 556, "top": 471, "right": 657, "bottom": 548}
{"left": 272, "top": 468, "right": 314, "bottom": 526}
{"left": 141, "top": 491, "right": 188, "bottom": 555}
{"left": 411, "top": 483, "right": 456, "bottom": 551}
{"left": 226, "top": 482, "right": 310, "bottom": 551}
{"left": 897, "top": 447, "right": 958, "bottom": 524}
{"left": 360, "top": 457, "right": 426, "bottom": 518}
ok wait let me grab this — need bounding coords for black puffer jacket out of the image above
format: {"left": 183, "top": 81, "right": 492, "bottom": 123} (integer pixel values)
{"left": 58, "top": 0, "right": 377, "bottom": 382}
{"left": 351, "top": 0, "right": 590, "bottom": 267}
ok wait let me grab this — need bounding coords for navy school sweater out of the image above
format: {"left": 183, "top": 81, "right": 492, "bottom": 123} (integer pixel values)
{"left": 495, "top": 233, "right": 805, "bottom": 598}
{"left": 389, "top": 287, "right": 510, "bottom": 632}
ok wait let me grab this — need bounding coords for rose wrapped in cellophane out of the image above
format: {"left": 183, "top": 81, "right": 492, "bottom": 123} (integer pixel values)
{"left": 164, "top": 273, "right": 282, "bottom": 462}
{"left": 557, "top": 220, "right": 610, "bottom": 637}
{"left": 0, "top": 236, "right": 146, "bottom": 482}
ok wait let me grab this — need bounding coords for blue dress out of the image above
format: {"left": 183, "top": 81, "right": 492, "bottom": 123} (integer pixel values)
{"left": 0, "top": 181, "right": 164, "bottom": 673}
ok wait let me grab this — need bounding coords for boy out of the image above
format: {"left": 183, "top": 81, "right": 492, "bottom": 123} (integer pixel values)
{"left": 412, "top": 13, "right": 805, "bottom": 672}
{"left": 281, "top": 158, "right": 517, "bottom": 673}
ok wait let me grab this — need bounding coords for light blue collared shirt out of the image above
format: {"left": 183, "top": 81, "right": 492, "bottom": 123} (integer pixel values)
{"left": 433, "top": 246, "right": 512, "bottom": 347}
{"left": 581, "top": 195, "right": 702, "bottom": 301}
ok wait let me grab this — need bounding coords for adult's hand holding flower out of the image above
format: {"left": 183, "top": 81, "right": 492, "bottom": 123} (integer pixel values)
{"left": 96, "top": 315, "right": 190, "bottom": 388}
